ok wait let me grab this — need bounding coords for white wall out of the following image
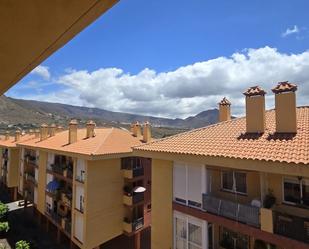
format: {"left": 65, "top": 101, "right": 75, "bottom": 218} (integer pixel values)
{"left": 76, "top": 159, "right": 86, "bottom": 181}
{"left": 75, "top": 185, "right": 84, "bottom": 212}
{"left": 74, "top": 214, "right": 84, "bottom": 243}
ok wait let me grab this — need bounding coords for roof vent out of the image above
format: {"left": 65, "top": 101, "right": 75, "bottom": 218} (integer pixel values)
{"left": 243, "top": 86, "right": 266, "bottom": 133}
{"left": 143, "top": 121, "right": 152, "bottom": 143}
{"left": 272, "top": 81, "right": 298, "bottom": 133}
{"left": 15, "top": 130, "right": 21, "bottom": 142}
{"left": 133, "top": 122, "right": 142, "bottom": 137}
{"left": 40, "top": 124, "right": 49, "bottom": 141}
{"left": 50, "top": 124, "right": 56, "bottom": 137}
{"left": 69, "top": 119, "right": 78, "bottom": 144}
{"left": 218, "top": 97, "right": 231, "bottom": 122}
{"left": 86, "top": 120, "right": 96, "bottom": 138}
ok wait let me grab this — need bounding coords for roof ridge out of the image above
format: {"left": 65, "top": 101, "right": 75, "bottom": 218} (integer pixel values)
{"left": 92, "top": 127, "right": 115, "bottom": 155}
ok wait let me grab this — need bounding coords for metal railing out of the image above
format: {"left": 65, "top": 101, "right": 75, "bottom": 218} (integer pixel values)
{"left": 132, "top": 217, "right": 144, "bottom": 231}
{"left": 202, "top": 194, "right": 260, "bottom": 227}
{"left": 273, "top": 211, "right": 309, "bottom": 244}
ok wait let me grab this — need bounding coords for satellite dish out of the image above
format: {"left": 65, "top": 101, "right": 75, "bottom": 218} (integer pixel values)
{"left": 133, "top": 186, "right": 146, "bottom": 193}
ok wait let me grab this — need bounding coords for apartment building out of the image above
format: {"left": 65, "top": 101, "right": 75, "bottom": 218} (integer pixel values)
{"left": 17, "top": 121, "right": 152, "bottom": 249}
{"left": 134, "top": 82, "right": 309, "bottom": 249}
{"left": 0, "top": 130, "right": 37, "bottom": 200}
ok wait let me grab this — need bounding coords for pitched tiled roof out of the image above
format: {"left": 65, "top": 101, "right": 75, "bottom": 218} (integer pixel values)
{"left": 0, "top": 134, "right": 36, "bottom": 148}
{"left": 134, "top": 107, "right": 309, "bottom": 164}
{"left": 17, "top": 128, "right": 142, "bottom": 157}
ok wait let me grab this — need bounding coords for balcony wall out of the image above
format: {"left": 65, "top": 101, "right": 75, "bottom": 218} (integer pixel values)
{"left": 208, "top": 168, "right": 261, "bottom": 205}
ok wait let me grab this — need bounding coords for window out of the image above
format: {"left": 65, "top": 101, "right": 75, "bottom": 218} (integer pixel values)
{"left": 219, "top": 227, "right": 249, "bottom": 249}
{"left": 173, "top": 162, "right": 206, "bottom": 208}
{"left": 174, "top": 213, "right": 205, "bottom": 249}
{"left": 283, "top": 177, "right": 309, "bottom": 206}
{"left": 221, "top": 171, "right": 247, "bottom": 194}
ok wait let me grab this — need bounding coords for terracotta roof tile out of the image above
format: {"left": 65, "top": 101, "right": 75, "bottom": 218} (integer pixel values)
{"left": 17, "top": 128, "right": 142, "bottom": 156}
{"left": 243, "top": 86, "right": 266, "bottom": 96}
{"left": 272, "top": 81, "right": 298, "bottom": 94}
{"left": 135, "top": 107, "right": 309, "bottom": 165}
{"left": 0, "top": 134, "right": 36, "bottom": 148}
{"left": 219, "top": 97, "right": 231, "bottom": 106}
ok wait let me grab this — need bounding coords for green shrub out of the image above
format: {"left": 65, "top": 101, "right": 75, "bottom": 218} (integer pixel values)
{"left": 0, "top": 222, "right": 9, "bottom": 232}
{"left": 0, "top": 203, "right": 9, "bottom": 219}
{"left": 15, "top": 240, "right": 30, "bottom": 249}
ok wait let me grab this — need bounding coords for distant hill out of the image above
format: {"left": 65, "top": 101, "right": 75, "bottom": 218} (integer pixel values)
{"left": 0, "top": 95, "right": 220, "bottom": 134}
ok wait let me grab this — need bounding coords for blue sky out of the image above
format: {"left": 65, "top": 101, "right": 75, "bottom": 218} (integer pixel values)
{"left": 7, "top": 0, "right": 309, "bottom": 118}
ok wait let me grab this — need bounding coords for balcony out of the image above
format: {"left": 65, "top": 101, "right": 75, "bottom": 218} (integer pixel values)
{"left": 273, "top": 210, "right": 309, "bottom": 244}
{"left": 202, "top": 194, "right": 260, "bottom": 227}
{"left": 46, "top": 207, "right": 72, "bottom": 237}
{"left": 123, "top": 217, "right": 144, "bottom": 234}
{"left": 24, "top": 152, "right": 38, "bottom": 166}
{"left": 25, "top": 173, "right": 37, "bottom": 186}
{"left": 123, "top": 168, "right": 144, "bottom": 179}
{"left": 48, "top": 163, "right": 73, "bottom": 181}
{"left": 123, "top": 192, "right": 144, "bottom": 206}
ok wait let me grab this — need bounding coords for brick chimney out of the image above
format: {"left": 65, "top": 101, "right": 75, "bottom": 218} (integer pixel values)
{"left": 15, "top": 130, "right": 21, "bottom": 142}
{"left": 218, "top": 97, "right": 231, "bottom": 122}
{"left": 35, "top": 129, "right": 40, "bottom": 139}
{"left": 133, "top": 122, "right": 142, "bottom": 137}
{"left": 143, "top": 121, "right": 152, "bottom": 143}
{"left": 40, "top": 124, "right": 49, "bottom": 141}
{"left": 243, "top": 86, "right": 267, "bottom": 133}
{"left": 86, "top": 120, "right": 96, "bottom": 138}
{"left": 69, "top": 119, "right": 78, "bottom": 144}
{"left": 49, "top": 124, "right": 56, "bottom": 137}
{"left": 5, "top": 131, "right": 10, "bottom": 141}
{"left": 272, "top": 81, "right": 298, "bottom": 133}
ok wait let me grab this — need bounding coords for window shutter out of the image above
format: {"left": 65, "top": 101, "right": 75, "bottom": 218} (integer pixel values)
{"left": 187, "top": 165, "right": 202, "bottom": 207}
{"left": 174, "top": 162, "right": 186, "bottom": 204}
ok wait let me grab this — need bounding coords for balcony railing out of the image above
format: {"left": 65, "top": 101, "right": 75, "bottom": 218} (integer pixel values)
{"left": 49, "top": 164, "right": 73, "bottom": 179}
{"left": 273, "top": 211, "right": 309, "bottom": 244}
{"left": 123, "top": 192, "right": 144, "bottom": 206}
{"left": 123, "top": 217, "right": 144, "bottom": 233}
{"left": 202, "top": 194, "right": 260, "bottom": 227}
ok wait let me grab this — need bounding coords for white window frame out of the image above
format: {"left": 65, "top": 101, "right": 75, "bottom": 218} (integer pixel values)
{"left": 282, "top": 176, "right": 309, "bottom": 206}
{"left": 173, "top": 211, "right": 208, "bottom": 249}
{"left": 221, "top": 170, "right": 247, "bottom": 195}
{"left": 173, "top": 161, "right": 206, "bottom": 209}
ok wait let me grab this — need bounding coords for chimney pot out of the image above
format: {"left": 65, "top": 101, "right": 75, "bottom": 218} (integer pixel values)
{"left": 50, "top": 124, "right": 56, "bottom": 137}
{"left": 15, "top": 130, "right": 21, "bottom": 142}
{"left": 218, "top": 97, "right": 231, "bottom": 122}
{"left": 272, "top": 81, "right": 298, "bottom": 133}
{"left": 40, "top": 124, "right": 49, "bottom": 141}
{"left": 69, "top": 119, "right": 78, "bottom": 144}
{"left": 243, "top": 86, "right": 266, "bottom": 133}
{"left": 132, "top": 122, "right": 142, "bottom": 137}
{"left": 35, "top": 129, "right": 40, "bottom": 138}
{"left": 86, "top": 120, "right": 96, "bottom": 138}
{"left": 143, "top": 121, "right": 152, "bottom": 143}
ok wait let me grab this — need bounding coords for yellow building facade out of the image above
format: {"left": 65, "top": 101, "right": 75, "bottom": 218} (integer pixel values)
{"left": 15, "top": 121, "right": 152, "bottom": 249}
{"left": 134, "top": 82, "right": 309, "bottom": 249}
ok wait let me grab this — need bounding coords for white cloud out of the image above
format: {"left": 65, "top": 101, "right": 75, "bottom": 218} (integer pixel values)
{"left": 11, "top": 47, "right": 309, "bottom": 119}
{"left": 281, "top": 25, "right": 300, "bottom": 37}
{"left": 30, "top": 65, "right": 51, "bottom": 80}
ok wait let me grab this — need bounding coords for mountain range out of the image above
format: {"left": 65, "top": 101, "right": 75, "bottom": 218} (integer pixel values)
{"left": 0, "top": 95, "right": 220, "bottom": 133}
